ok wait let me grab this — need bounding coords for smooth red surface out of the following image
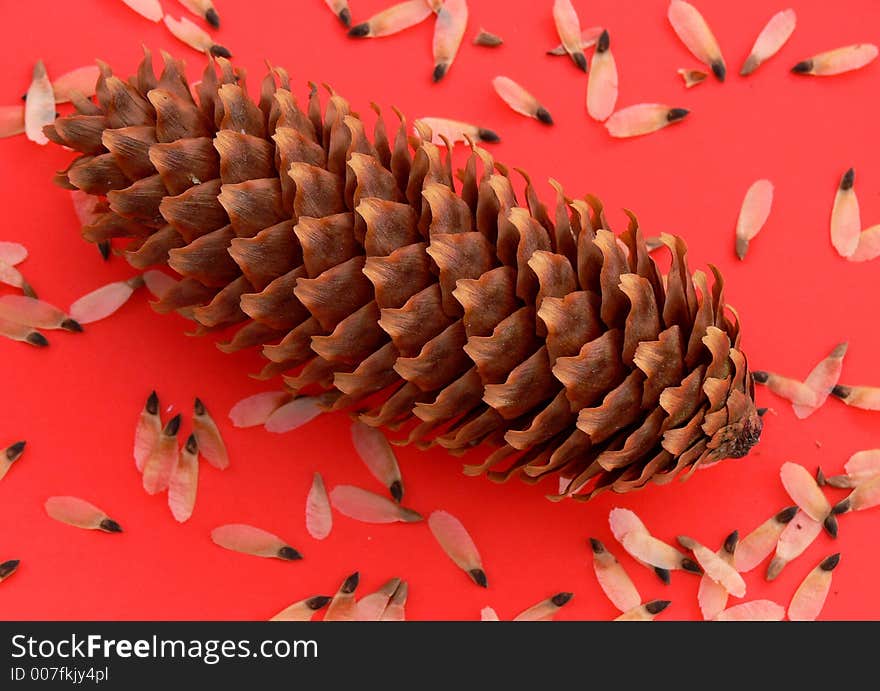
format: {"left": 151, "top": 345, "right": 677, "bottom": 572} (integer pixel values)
{"left": 1, "top": 0, "right": 879, "bottom": 621}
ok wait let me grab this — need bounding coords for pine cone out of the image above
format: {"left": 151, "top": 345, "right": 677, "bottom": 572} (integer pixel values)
{"left": 46, "top": 50, "right": 763, "bottom": 500}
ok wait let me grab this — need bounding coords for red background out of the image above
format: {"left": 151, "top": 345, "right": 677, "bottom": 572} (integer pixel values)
{"left": 1, "top": 0, "right": 878, "bottom": 620}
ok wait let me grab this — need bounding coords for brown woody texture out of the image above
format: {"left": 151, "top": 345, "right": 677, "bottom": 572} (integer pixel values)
{"left": 47, "top": 50, "right": 763, "bottom": 500}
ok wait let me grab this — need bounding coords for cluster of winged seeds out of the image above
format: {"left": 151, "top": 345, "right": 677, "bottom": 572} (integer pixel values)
{"left": 46, "top": 49, "right": 763, "bottom": 499}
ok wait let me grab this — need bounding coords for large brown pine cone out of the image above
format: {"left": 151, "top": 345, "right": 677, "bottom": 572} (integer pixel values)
{"left": 46, "top": 50, "right": 763, "bottom": 500}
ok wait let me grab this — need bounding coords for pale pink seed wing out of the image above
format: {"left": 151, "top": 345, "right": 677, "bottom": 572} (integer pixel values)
{"left": 609, "top": 507, "right": 647, "bottom": 541}
{"left": 24, "top": 61, "right": 54, "bottom": 145}
{"left": 480, "top": 606, "right": 500, "bottom": 621}
{"left": 51, "top": 66, "right": 101, "bottom": 103}
{"left": 792, "top": 343, "right": 847, "bottom": 419}
{"left": 592, "top": 547, "right": 641, "bottom": 612}
{"left": 428, "top": 510, "right": 485, "bottom": 585}
{"left": 587, "top": 34, "right": 618, "bottom": 122}
{"left": 780, "top": 462, "right": 831, "bottom": 521}
{"left": 330, "top": 485, "right": 422, "bottom": 524}
{"left": 831, "top": 169, "right": 860, "bottom": 257}
{"left": 211, "top": 524, "right": 294, "bottom": 559}
{"left": 788, "top": 557, "right": 836, "bottom": 621}
{"left": 0, "top": 295, "right": 66, "bottom": 329}
{"left": 735, "top": 179, "right": 773, "bottom": 259}
{"left": 264, "top": 396, "right": 324, "bottom": 433}
{"left": 143, "top": 270, "right": 178, "bottom": 300}
{"left": 142, "top": 426, "right": 179, "bottom": 495}
{"left": 621, "top": 531, "right": 685, "bottom": 570}
{"left": 775, "top": 511, "right": 822, "bottom": 562}
{"left": 714, "top": 600, "right": 785, "bottom": 621}
{"left": 688, "top": 541, "right": 746, "bottom": 597}
{"left": 606, "top": 104, "right": 684, "bottom": 138}
{"left": 69, "top": 280, "right": 139, "bottom": 324}
{"left": 432, "top": 0, "right": 468, "bottom": 80}
{"left": 735, "top": 514, "right": 787, "bottom": 572}
{"left": 667, "top": 0, "right": 725, "bottom": 78}
{"left": 552, "top": 0, "right": 583, "bottom": 56}
{"left": 168, "top": 435, "right": 199, "bottom": 523}
{"left": 45, "top": 496, "right": 106, "bottom": 530}
{"left": 0, "top": 106, "right": 25, "bottom": 139}
{"left": 741, "top": 9, "right": 796, "bottom": 75}
{"left": 193, "top": 399, "right": 228, "bottom": 469}
{"left": 306, "top": 472, "right": 333, "bottom": 540}
{"left": 70, "top": 190, "right": 102, "bottom": 226}
{"left": 0, "top": 261, "right": 26, "bottom": 291}
{"left": 811, "top": 44, "right": 878, "bottom": 76}
{"left": 414, "top": 117, "right": 481, "bottom": 145}
{"left": 380, "top": 581, "right": 408, "bottom": 621}
{"left": 845, "top": 449, "right": 880, "bottom": 483}
{"left": 351, "top": 421, "right": 402, "bottom": 498}
{"left": 356, "top": 578, "right": 401, "bottom": 621}
{"left": 229, "top": 391, "right": 290, "bottom": 428}
{"left": 164, "top": 15, "right": 212, "bottom": 52}
{"left": 364, "top": 0, "right": 433, "bottom": 37}
{"left": 756, "top": 372, "right": 816, "bottom": 407}
{"left": 548, "top": 26, "right": 602, "bottom": 55}
{"left": 492, "top": 76, "right": 540, "bottom": 118}
{"left": 851, "top": 475, "right": 880, "bottom": 511}
{"left": 134, "top": 394, "right": 161, "bottom": 472}
{"left": 0, "top": 242, "right": 28, "bottom": 266}
{"left": 698, "top": 573, "right": 729, "bottom": 620}
{"left": 849, "top": 225, "right": 880, "bottom": 262}
{"left": 121, "top": 0, "right": 164, "bottom": 21}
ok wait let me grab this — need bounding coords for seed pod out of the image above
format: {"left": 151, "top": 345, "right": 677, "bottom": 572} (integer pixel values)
{"left": 788, "top": 554, "right": 839, "bottom": 621}
{"left": 586, "top": 31, "right": 618, "bottom": 122}
{"left": 351, "top": 421, "right": 404, "bottom": 500}
{"left": 380, "top": 580, "right": 408, "bottom": 621}
{"left": 134, "top": 391, "right": 161, "bottom": 472}
{"left": 428, "top": 510, "right": 487, "bottom": 587}
{"left": 348, "top": 1, "right": 433, "bottom": 38}
{"left": 210, "top": 524, "right": 302, "bottom": 560}
{"left": 193, "top": 397, "right": 228, "bottom": 469}
{"left": 792, "top": 44, "right": 878, "bottom": 76}
{"left": 0, "top": 295, "right": 82, "bottom": 332}
{"left": 667, "top": 0, "right": 726, "bottom": 80}
{"left": 547, "top": 26, "right": 602, "bottom": 56}
{"left": 552, "top": 0, "right": 589, "bottom": 71}
{"left": 168, "top": 433, "right": 199, "bottom": 522}
{"left": 50, "top": 52, "right": 766, "bottom": 503}
{"left": 305, "top": 472, "right": 333, "bottom": 540}
{"left": 142, "top": 413, "right": 181, "bottom": 495}
{"left": 69, "top": 275, "right": 144, "bottom": 324}
{"left": 605, "top": 104, "right": 689, "bottom": 138}
{"left": 734, "top": 179, "right": 773, "bottom": 260}
{"left": 831, "top": 168, "right": 860, "bottom": 258}
{"left": 356, "top": 578, "right": 402, "bottom": 620}
{"left": 45, "top": 496, "right": 122, "bottom": 532}
{"left": 734, "top": 506, "right": 796, "bottom": 572}
{"left": 766, "top": 510, "right": 822, "bottom": 581}
{"left": 24, "top": 61, "right": 54, "bottom": 145}
{"left": 825, "top": 449, "right": 880, "bottom": 488}
{"left": 492, "top": 77, "right": 553, "bottom": 125}
{"left": 330, "top": 485, "right": 422, "bottom": 524}
{"left": 695, "top": 531, "right": 739, "bottom": 619}
{"left": 740, "top": 9, "right": 796, "bottom": 76}
{"left": 432, "top": 0, "right": 468, "bottom": 82}
{"left": 590, "top": 538, "right": 641, "bottom": 612}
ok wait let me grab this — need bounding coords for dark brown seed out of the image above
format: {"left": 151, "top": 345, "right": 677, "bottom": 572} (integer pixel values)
{"left": 776, "top": 506, "right": 798, "bottom": 523}
{"left": 723, "top": 530, "right": 739, "bottom": 555}
{"left": 25, "top": 332, "right": 49, "bottom": 347}
{"left": 61, "top": 318, "right": 83, "bottom": 333}
{"left": 146, "top": 391, "right": 159, "bottom": 416}
{"left": 469, "top": 568, "right": 488, "bottom": 588}
{"left": 98, "top": 241, "right": 111, "bottom": 260}
{"left": 389, "top": 480, "right": 403, "bottom": 503}
{"left": 165, "top": 414, "right": 182, "bottom": 436}
{"left": 0, "top": 559, "right": 19, "bottom": 579}
{"left": 278, "top": 546, "right": 303, "bottom": 560}
{"left": 791, "top": 59, "right": 812, "bottom": 73}
{"left": 667, "top": 108, "right": 690, "bottom": 122}
{"left": 341, "top": 571, "right": 359, "bottom": 594}
{"left": 205, "top": 7, "right": 220, "bottom": 28}
{"left": 551, "top": 592, "right": 573, "bottom": 607}
{"left": 681, "top": 558, "right": 703, "bottom": 574}
{"left": 99, "top": 518, "right": 123, "bottom": 533}
{"left": 573, "top": 52, "right": 588, "bottom": 72}
{"left": 816, "top": 467, "right": 827, "bottom": 486}
{"left": 433, "top": 63, "right": 448, "bottom": 82}
{"left": 645, "top": 599, "right": 671, "bottom": 615}
{"left": 752, "top": 371, "right": 769, "bottom": 383}
{"left": 654, "top": 567, "right": 671, "bottom": 584}
{"left": 832, "top": 498, "right": 851, "bottom": 515}
{"left": 823, "top": 514, "right": 838, "bottom": 539}
{"left": 306, "top": 595, "right": 332, "bottom": 610}
{"left": 820, "top": 553, "right": 840, "bottom": 571}
{"left": 348, "top": 23, "right": 370, "bottom": 37}
{"left": 589, "top": 537, "right": 605, "bottom": 554}
{"left": 711, "top": 60, "right": 726, "bottom": 81}
{"left": 840, "top": 168, "right": 855, "bottom": 191}
{"left": 536, "top": 107, "right": 554, "bottom": 126}
{"left": 6, "top": 441, "right": 26, "bottom": 462}
{"left": 210, "top": 45, "right": 232, "bottom": 59}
